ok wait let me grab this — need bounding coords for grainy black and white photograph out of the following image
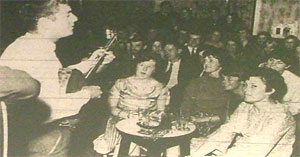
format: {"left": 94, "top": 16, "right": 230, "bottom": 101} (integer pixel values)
{"left": 0, "top": 0, "right": 300, "bottom": 156}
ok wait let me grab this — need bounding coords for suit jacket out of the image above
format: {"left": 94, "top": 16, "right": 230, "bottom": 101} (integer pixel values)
{"left": 157, "top": 57, "right": 200, "bottom": 115}
{"left": 181, "top": 46, "right": 204, "bottom": 78}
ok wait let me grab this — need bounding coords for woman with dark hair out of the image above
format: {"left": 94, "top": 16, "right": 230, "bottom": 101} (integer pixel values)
{"left": 181, "top": 48, "right": 230, "bottom": 137}
{"left": 191, "top": 67, "right": 295, "bottom": 157}
{"left": 93, "top": 53, "right": 169, "bottom": 155}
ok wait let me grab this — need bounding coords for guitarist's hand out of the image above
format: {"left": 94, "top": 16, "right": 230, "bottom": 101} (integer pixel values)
{"left": 89, "top": 48, "right": 106, "bottom": 61}
{"left": 82, "top": 86, "right": 102, "bottom": 99}
{"left": 89, "top": 48, "right": 115, "bottom": 65}
{"left": 102, "top": 51, "right": 116, "bottom": 65}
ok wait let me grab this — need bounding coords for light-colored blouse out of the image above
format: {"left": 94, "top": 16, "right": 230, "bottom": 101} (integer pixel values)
{"left": 109, "top": 76, "right": 167, "bottom": 112}
{"left": 192, "top": 102, "right": 296, "bottom": 157}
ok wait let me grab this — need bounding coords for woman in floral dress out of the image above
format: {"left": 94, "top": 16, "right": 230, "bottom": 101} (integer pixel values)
{"left": 93, "top": 53, "right": 169, "bottom": 155}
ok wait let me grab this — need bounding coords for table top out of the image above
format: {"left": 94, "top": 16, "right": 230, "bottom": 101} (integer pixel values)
{"left": 116, "top": 118, "right": 196, "bottom": 139}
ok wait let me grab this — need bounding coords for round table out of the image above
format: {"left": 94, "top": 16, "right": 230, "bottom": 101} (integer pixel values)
{"left": 116, "top": 118, "right": 196, "bottom": 157}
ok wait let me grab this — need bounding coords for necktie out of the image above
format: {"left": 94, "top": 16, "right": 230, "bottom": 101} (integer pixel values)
{"left": 191, "top": 48, "right": 195, "bottom": 55}
{"left": 193, "top": 48, "right": 197, "bottom": 55}
{"left": 166, "top": 62, "right": 173, "bottom": 84}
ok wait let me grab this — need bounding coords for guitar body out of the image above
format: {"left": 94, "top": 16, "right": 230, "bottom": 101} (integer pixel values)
{"left": 66, "top": 69, "right": 87, "bottom": 93}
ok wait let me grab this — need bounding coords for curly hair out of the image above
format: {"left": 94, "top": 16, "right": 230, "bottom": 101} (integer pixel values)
{"left": 202, "top": 47, "right": 232, "bottom": 68}
{"left": 19, "top": 0, "right": 65, "bottom": 31}
{"left": 133, "top": 52, "right": 164, "bottom": 76}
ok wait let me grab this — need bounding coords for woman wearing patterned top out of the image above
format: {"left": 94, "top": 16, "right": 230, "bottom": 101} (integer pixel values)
{"left": 93, "top": 53, "right": 169, "bottom": 154}
{"left": 191, "top": 68, "right": 296, "bottom": 157}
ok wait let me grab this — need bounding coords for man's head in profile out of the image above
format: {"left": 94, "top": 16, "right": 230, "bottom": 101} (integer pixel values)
{"left": 23, "top": 0, "right": 78, "bottom": 41}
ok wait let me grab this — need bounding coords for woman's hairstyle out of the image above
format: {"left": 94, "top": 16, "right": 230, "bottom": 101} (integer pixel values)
{"left": 248, "top": 67, "right": 287, "bottom": 102}
{"left": 19, "top": 0, "right": 64, "bottom": 31}
{"left": 221, "top": 63, "right": 246, "bottom": 81}
{"left": 202, "top": 47, "right": 231, "bottom": 68}
{"left": 133, "top": 52, "right": 163, "bottom": 74}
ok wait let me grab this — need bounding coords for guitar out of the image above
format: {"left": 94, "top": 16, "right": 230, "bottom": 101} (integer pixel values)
{"left": 61, "top": 32, "right": 117, "bottom": 93}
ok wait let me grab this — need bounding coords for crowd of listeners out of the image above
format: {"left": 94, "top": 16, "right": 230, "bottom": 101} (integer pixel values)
{"left": 1, "top": 0, "right": 300, "bottom": 156}
{"left": 92, "top": 1, "right": 300, "bottom": 156}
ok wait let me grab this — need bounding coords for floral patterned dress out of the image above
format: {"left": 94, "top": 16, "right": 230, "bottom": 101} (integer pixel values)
{"left": 93, "top": 76, "right": 168, "bottom": 154}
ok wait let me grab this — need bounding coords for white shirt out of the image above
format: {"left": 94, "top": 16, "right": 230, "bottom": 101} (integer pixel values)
{"left": 188, "top": 46, "right": 197, "bottom": 55}
{"left": 282, "top": 70, "right": 300, "bottom": 115}
{"left": 166, "top": 59, "right": 181, "bottom": 89}
{"left": 0, "top": 33, "right": 92, "bottom": 122}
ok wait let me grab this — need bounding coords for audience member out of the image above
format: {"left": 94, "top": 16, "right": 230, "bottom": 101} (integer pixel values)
{"left": 260, "top": 49, "right": 300, "bottom": 157}
{"left": 225, "top": 39, "right": 242, "bottom": 60}
{"left": 175, "top": 7, "right": 194, "bottom": 32}
{"left": 221, "top": 63, "right": 246, "bottom": 116}
{"left": 150, "top": 1, "right": 177, "bottom": 36}
{"left": 192, "top": 67, "right": 295, "bottom": 157}
{"left": 159, "top": 40, "right": 197, "bottom": 115}
{"left": 204, "top": 30, "right": 224, "bottom": 49}
{"left": 93, "top": 53, "right": 169, "bottom": 155}
{"left": 260, "top": 49, "right": 300, "bottom": 115}
{"left": 282, "top": 35, "right": 300, "bottom": 75}
{"left": 181, "top": 48, "right": 230, "bottom": 136}
{"left": 181, "top": 29, "right": 205, "bottom": 76}
{"left": 3, "top": 1, "right": 300, "bottom": 156}
{"left": 204, "top": 6, "right": 221, "bottom": 31}
{"left": 256, "top": 31, "right": 272, "bottom": 49}
{"left": 220, "top": 13, "right": 241, "bottom": 39}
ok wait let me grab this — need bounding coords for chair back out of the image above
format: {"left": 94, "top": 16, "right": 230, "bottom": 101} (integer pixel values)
{"left": 0, "top": 101, "right": 8, "bottom": 157}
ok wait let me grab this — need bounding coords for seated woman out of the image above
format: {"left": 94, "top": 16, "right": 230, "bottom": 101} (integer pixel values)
{"left": 93, "top": 53, "right": 169, "bottom": 154}
{"left": 191, "top": 67, "right": 296, "bottom": 157}
{"left": 181, "top": 48, "right": 230, "bottom": 137}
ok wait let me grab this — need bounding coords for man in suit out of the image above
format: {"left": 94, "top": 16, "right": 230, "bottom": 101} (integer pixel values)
{"left": 181, "top": 30, "right": 204, "bottom": 78}
{"left": 161, "top": 39, "right": 198, "bottom": 115}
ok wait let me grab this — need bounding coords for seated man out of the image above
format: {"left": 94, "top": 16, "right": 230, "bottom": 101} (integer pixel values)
{"left": 180, "top": 29, "right": 205, "bottom": 78}
{"left": 0, "top": 66, "right": 40, "bottom": 156}
{"left": 158, "top": 39, "right": 197, "bottom": 115}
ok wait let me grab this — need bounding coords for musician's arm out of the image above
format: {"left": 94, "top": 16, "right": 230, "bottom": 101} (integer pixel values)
{"left": 68, "top": 60, "right": 93, "bottom": 75}
{"left": 54, "top": 86, "right": 102, "bottom": 120}
{"left": 68, "top": 50, "right": 115, "bottom": 75}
